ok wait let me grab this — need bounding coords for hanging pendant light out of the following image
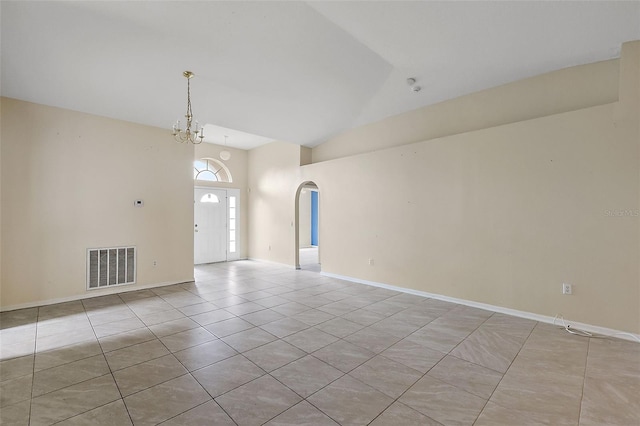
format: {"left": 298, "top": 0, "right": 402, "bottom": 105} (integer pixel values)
{"left": 220, "top": 135, "right": 231, "bottom": 161}
{"left": 172, "top": 71, "right": 204, "bottom": 144}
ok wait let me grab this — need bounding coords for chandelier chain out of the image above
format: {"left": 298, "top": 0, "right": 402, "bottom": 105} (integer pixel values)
{"left": 172, "top": 71, "right": 203, "bottom": 144}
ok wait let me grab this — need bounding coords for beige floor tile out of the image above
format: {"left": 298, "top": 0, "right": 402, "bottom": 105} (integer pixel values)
{"left": 265, "top": 400, "right": 339, "bottom": 425}
{"left": 475, "top": 400, "right": 575, "bottom": 426}
{"left": 192, "top": 354, "right": 265, "bottom": 397}
{"left": 271, "top": 302, "right": 312, "bottom": 316}
{"left": 316, "top": 317, "right": 365, "bottom": 338}
{"left": 579, "top": 375, "right": 640, "bottom": 426}
{"left": 261, "top": 318, "right": 310, "bottom": 338}
{"left": 389, "top": 306, "right": 440, "bottom": 327}
{"left": 173, "top": 339, "right": 238, "bottom": 371}
{"left": 105, "top": 339, "right": 169, "bottom": 371}
{"left": 450, "top": 327, "right": 524, "bottom": 373}
{"left": 221, "top": 327, "right": 278, "bottom": 352}
{"left": 159, "top": 327, "right": 216, "bottom": 352}
{"left": 190, "top": 309, "right": 236, "bottom": 326}
{"left": 586, "top": 337, "right": 640, "bottom": 381}
{"left": 404, "top": 322, "right": 471, "bottom": 353}
{"left": 341, "top": 309, "right": 386, "bottom": 326}
{"left": 82, "top": 294, "right": 125, "bottom": 310}
{"left": 177, "top": 301, "right": 217, "bottom": 316}
{"left": 0, "top": 373, "right": 32, "bottom": 407}
{"left": 369, "top": 317, "right": 422, "bottom": 338}
{"left": 86, "top": 306, "right": 137, "bottom": 327}
{"left": 5, "top": 261, "right": 640, "bottom": 426}
{"left": 98, "top": 328, "right": 157, "bottom": 353}
{"left": 350, "top": 355, "right": 422, "bottom": 398}
{"left": 37, "top": 302, "right": 85, "bottom": 321}
{"left": 399, "top": 375, "right": 486, "bottom": 426}
{"left": 0, "top": 338, "right": 36, "bottom": 361}
{"left": 32, "top": 354, "right": 109, "bottom": 396}
{"left": 160, "top": 400, "right": 235, "bottom": 426}
{"left": 0, "top": 308, "right": 38, "bottom": 330}
{"left": 113, "top": 354, "right": 188, "bottom": 396}
{"left": 136, "top": 308, "right": 185, "bottom": 327}
{"left": 35, "top": 327, "right": 97, "bottom": 353}
{"left": 56, "top": 400, "right": 133, "bottom": 426}
{"left": 204, "top": 317, "right": 254, "bottom": 337}
{"left": 370, "top": 401, "right": 443, "bottom": 426}
{"left": 489, "top": 366, "right": 582, "bottom": 424}
{"left": 119, "top": 289, "right": 157, "bottom": 303}
{"left": 36, "top": 317, "right": 92, "bottom": 338}
{"left": 343, "top": 327, "right": 402, "bottom": 353}
{"left": 317, "top": 300, "right": 360, "bottom": 316}
{"left": 361, "top": 300, "right": 407, "bottom": 317}
{"left": 124, "top": 374, "right": 211, "bottom": 426}
{"left": 380, "top": 339, "right": 446, "bottom": 373}
{"left": 271, "top": 355, "right": 343, "bottom": 397}
{"left": 215, "top": 375, "right": 302, "bottom": 426}
{"left": 148, "top": 317, "right": 199, "bottom": 338}
{"left": 244, "top": 340, "right": 306, "bottom": 372}
{"left": 224, "top": 301, "right": 266, "bottom": 316}
{"left": 307, "top": 375, "right": 394, "bottom": 426}
{"left": 30, "top": 374, "right": 121, "bottom": 426}
{"left": 92, "top": 317, "right": 146, "bottom": 339}
{"left": 127, "top": 298, "right": 175, "bottom": 317}
{"left": 283, "top": 327, "right": 339, "bottom": 353}
{"left": 313, "top": 340, "right": 375, "bottom": 373}
{"left": 428, "top": 355, "right": 503, "bottom": 399}
{"left": 253, "top": 295, "right": 290, "bottom": 308}
{"left": 290, "top": 309, "right": 335, "bottom": 326}
{"left": 0, "top": 400, "right": 30, "bottom": 426}
{"left": 0, "top": 355, "right": 34, "bottom": 382}
{"left": 241, "top": 309, "right": 287, "bottom": 326}
{"left": 34, "top": 340, "right": 102, "bottom": 372}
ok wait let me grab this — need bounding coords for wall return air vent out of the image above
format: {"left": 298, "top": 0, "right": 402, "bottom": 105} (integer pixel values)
{"left": 87, "top": 246, "right": 136, "bottom": 290}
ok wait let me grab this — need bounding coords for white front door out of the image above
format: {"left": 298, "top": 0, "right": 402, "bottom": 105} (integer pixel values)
{"left": 194, "top": 188, "right": 227, "bottom": 264}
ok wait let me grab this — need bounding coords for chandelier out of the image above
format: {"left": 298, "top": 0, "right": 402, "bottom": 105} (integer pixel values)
{"left": 172, "top": 71, "right": 204, "bottom": 144}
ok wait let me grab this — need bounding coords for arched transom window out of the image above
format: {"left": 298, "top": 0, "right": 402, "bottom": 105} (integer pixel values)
{"left": 194, "top": 158, "right": 233, "bottom": 183}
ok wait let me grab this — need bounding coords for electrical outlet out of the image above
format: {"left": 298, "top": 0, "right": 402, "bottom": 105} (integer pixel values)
{"left": 368, "top": 258, "right": 374, "bottom": 266}
{"left": 562, "top": 283, "right": 572, "bottom": 295}
{"left": 152, "top": 260, "right": 158, "bottom": 267}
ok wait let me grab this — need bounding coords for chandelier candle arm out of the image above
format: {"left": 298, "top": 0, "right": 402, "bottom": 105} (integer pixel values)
{"left": 172, "top": 71, "right": 204, "bottom": 144}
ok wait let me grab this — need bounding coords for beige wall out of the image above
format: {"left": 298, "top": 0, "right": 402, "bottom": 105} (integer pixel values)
{"left": 247, "top": 141, "right": 303, "bottom": 264}
{"left": 1, "top": 98, "right": 195, "bottom": 309}
{"left": 194, "top": 143, "right": 249, "bottom": 259}
{"left": 248, "top": 41, "right": 640, "bottom": 333}
{"left": 313, "top": 58, "right": 620, "bottom": 163}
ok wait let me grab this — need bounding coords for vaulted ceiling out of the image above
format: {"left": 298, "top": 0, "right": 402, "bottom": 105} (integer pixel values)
{"left": 2, "top": 1, "right": 639, "bottom": 149}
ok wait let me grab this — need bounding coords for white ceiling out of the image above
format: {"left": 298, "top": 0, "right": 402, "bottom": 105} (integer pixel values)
{"left": 2, "top": 1, "right": 639, "bottom": 149}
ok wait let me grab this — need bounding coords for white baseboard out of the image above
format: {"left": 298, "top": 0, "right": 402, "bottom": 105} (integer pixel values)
{"left": 0, "top": 278, "right": 195, "bottom": 313}
{"left": 321, "top": 272, "right": 640, "bottom": 343}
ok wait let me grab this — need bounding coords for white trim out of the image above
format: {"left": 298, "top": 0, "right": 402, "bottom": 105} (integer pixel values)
{"left": 321, "top": 272, "right": 640, "bottom": 343}
{"left": 0, "top": 278, "right": 194, "bottom": 313}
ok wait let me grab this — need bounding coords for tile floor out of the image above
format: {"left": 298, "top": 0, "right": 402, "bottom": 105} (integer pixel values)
{"left": 1, "top": 260, "right": 638, "bottom": 425}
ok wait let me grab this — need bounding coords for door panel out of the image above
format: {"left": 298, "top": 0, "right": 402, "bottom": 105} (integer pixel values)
{"left": 194, "top": 188, "right": 227, "bottom": 264}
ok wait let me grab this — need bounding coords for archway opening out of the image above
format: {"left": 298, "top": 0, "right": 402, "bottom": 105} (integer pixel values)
{"left": 295, "top": 181, "right": 320, "bottom": 271}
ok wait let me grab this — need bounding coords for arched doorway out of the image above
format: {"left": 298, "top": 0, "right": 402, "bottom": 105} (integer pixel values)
{"left": 295, "top": 181, "right": 320, "bottom": 271}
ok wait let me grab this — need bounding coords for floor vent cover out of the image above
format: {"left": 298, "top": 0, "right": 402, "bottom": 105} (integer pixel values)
{"left": 87, "top": 246, "right": 136, "bottom": 290}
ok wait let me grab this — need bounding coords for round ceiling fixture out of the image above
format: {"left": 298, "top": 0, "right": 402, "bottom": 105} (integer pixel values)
{"left": 220, "top": 135, "right": 231, "bottom": 161}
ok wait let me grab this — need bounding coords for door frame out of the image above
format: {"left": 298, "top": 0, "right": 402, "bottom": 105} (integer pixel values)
{"left": 294, "top": 181, "right": 319, "bottom": 270}
{"left": 194, "top": 186, "right": 241, "bottom": 264}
